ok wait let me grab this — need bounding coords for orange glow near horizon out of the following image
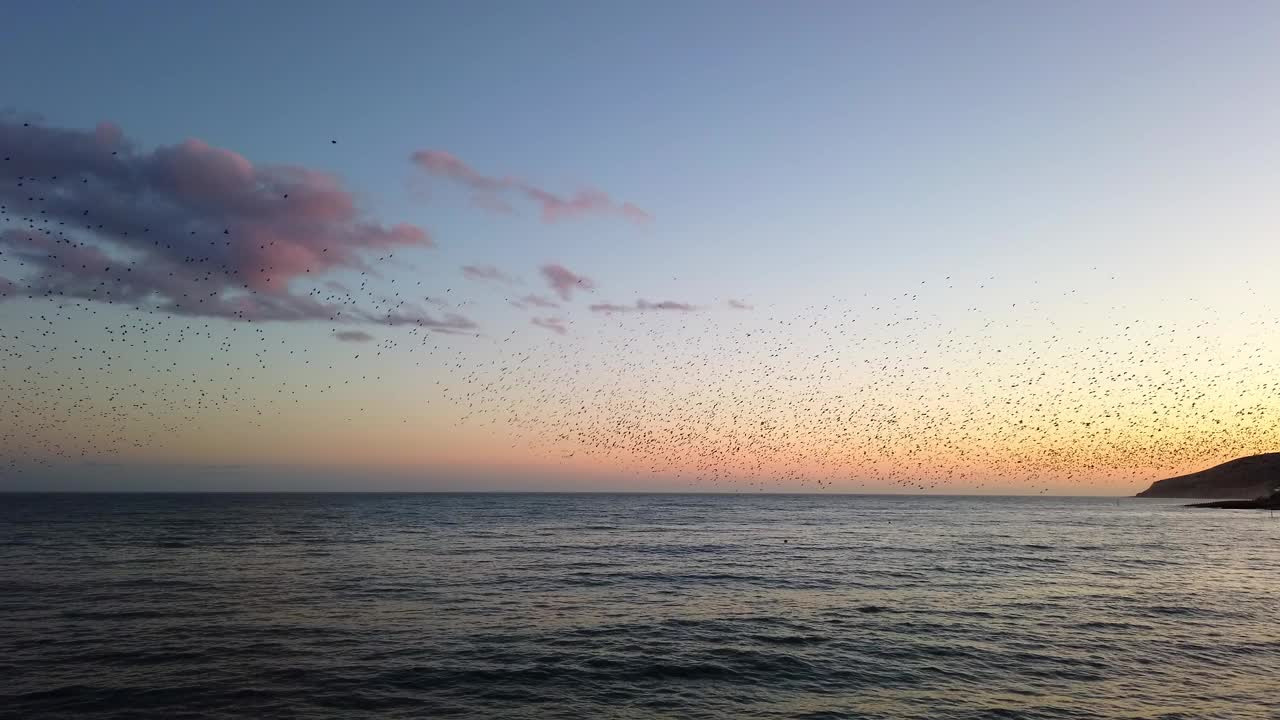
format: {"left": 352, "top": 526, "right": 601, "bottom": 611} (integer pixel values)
{"left": 3, "top": 258, "right": 1278, "bottom": 493}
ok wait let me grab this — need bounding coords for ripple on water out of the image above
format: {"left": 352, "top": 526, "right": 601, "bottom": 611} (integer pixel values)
{"left": 2, "top": 493, "right": 1278, "bottom": 720}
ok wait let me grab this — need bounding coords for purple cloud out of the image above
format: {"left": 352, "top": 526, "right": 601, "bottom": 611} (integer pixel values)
{"left": 0, "top": 116, "right": 468, "bottom": 331}
{"left": 540, "top": 264, "right": 595, "bottom": 301}
{"left": 589, "top": 299, "right": 698, "bottom": 314}
{"left": 410, "top": 150, "right": 652, "bottom": 225}
{"left": 531, "top": 317, "right": 568, "bottom": 335}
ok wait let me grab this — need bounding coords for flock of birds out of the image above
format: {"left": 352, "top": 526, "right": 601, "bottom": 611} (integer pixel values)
{"left": 2, "top": 116, "right": 1278, "bottom": 492}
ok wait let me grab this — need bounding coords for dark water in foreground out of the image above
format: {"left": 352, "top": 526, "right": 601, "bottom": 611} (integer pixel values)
{"left": 1, "top": 494, "right": 1277, "bottom": 720}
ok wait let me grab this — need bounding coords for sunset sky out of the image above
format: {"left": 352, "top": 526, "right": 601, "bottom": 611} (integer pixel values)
{"left": 2, "top": 2, "right": 1279, "bottom": 492}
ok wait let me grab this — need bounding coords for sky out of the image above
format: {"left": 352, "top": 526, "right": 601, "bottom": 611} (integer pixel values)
{"left": 2, "top": 1, "right": 1279, "bottom": 492}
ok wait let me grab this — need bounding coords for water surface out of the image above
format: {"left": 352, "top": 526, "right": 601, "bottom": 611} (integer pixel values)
{"left": 2, "top": 493, "right": 1277, "bottom": 719}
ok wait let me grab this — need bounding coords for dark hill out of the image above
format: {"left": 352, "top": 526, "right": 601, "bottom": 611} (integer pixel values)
{"left": 1135, "top": 453, "right": 1280, "bottom": 499}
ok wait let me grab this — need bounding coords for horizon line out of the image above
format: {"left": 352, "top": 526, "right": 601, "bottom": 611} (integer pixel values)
{"left": 0, "top": 489, "right": 1141, "bottom": 498}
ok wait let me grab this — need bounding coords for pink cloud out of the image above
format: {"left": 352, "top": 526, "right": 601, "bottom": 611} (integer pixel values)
{"left": 589, "top": 299, "right": 698, "bottom": 314}
{"left": 0, "top": 116, "right": 465, "bottom": 330}
{"left": 540, "top": 263, "right": 595, "bottom": 301}
{"left": 409, "top": 149, "right": 508, "bottom": 192}
{"left": 530, "top": 317, "right": 568, "bottom": 335}
{"left": 410, "top": 149, "right": 651, "bottom": 225}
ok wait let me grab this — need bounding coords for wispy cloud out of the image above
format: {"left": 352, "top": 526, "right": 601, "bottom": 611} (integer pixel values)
{"left": 520, "top": 294, "right": 560, "bottom": 308}
{"left": 727, "top": 299, "right": 753, "bottom": 310}
{"left": 589, "top": 299, "right": 698, "bottom": 314}
{"left": 540, "top": 264, "right": 595, "bottom": 301}
{"left": 508, "top": 293, "right": 562, "bottom": 310}
{"left": 0, "top": 116, "right": 467, "bottom": 331}
{"left": 410, "top": 149, "right": 651, "bottom": 225}
{"left": 461, "top": 264, "right": 515, "bottom": 284}
{"left": 380, "top": 310, "right": 476, "bottom": 332}
{"left": 530, "top": 316, "right": 568, "bottom": 335}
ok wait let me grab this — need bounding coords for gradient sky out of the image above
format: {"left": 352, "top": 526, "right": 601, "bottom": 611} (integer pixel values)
{"left": 2, "top": 2, "right": 1279, "bottom": 492}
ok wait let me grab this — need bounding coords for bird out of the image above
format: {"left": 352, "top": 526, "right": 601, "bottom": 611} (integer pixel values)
{"left": 2, "top": 115, "right": 1277, "bottom": 496}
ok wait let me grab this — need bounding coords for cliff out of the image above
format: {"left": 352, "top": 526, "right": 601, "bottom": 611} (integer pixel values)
{"left": 1135, "top": 453, "right": 1280, "bottom": 499}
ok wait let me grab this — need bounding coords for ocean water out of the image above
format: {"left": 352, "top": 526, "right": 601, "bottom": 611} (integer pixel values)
{"left": 1, "top": 494, "right": 1276, "bottom": 720}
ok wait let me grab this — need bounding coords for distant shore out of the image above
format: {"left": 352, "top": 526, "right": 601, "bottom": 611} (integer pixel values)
{"left": 1186, "top": 493, "right": 1279, "bottom": 510}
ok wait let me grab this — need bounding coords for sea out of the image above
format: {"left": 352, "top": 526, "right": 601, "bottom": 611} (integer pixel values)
{"left": 1, "top": 493, "right": 1276, "bottom": 720}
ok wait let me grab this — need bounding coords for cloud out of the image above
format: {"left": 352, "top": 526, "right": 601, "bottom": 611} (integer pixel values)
{"left": 530, "top": 316, "right": 568, "bottom": 335}
{"left": 508, "top": 293, "right": 560, "bottom": 310}
{"left": 333, "top": 330, "right": 374, "bottom": 342}
{"left": 518, "top": 293, "right": 560, "bottom": 308}
{"left": 379, "top": 310, "right": 477, "bottom": 332}
{"left": 410, "top": 149, "right": 651, "bottom": 225}
{"left": 727, "top": 299, "right": 753, "bottom": 310}
{"left": 540, "top": 263, "right": 595, "bottom": 301}
{"left": 589, "top": 299, "right": 698, "bottom": 314}
{"left": 0, "top": 116, "right": 467, "bottom": 331}
{"left": 461, "top": 264, "right": 515, "bottom": 284}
